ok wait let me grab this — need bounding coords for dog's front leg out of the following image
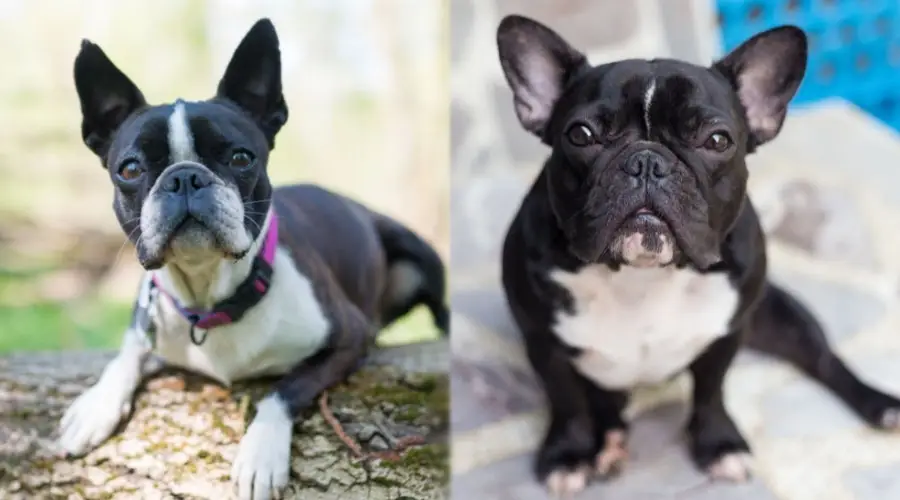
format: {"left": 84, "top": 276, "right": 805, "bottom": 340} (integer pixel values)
{"left": 526, "top": 336, "right": 629, "bottom": 497}
{"left": 57, "top": 276, "right": 161, "bottom": 456}
{"left": 687, "top": 331, "right": 752, "bottom": 482}
{"left": 231, "top": 303, "right": 370, "bottom": 500}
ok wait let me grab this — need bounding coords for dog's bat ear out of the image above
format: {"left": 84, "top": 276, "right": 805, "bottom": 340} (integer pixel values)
{"left": 74, "top": 40, "right": 147, "bottom": 160}
{"left": 714, "top": 25, "right": 808, "bottom": 150}
{"left": 496, "top": 15, "right": 588, "bottom": 141}
{"left": 216, "top": 18, "right": 288, "bottom": 149}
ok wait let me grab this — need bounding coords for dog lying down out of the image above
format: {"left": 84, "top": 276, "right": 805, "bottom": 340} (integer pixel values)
{"left": 55, "top": 18, "right": 448, "bottom": 500}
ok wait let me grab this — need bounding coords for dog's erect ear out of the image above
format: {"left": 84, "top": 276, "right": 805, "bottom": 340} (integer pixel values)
{"left": 496, "top": 15, "right": 588, "bottom": 139}
{"left": 216, "top": 18, "right": 288, "bottom": 147}
{"left": 74, "top": 40, "right": 147, "bottom": 159}
{"left": 714, "top": 25, "right": 807, "bottom": 150}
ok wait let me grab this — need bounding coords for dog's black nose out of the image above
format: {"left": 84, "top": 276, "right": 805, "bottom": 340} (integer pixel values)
{"left": 623, "top": 150, "right": 671, "bottom": 179}
{"left": 161, "top": 164, "right": 215, "bottom": 195}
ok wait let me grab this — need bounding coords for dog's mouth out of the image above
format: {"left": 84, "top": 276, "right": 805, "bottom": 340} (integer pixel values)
{"left": 170, "top": 215, "right": 211, "bottom": 241}
{"left": 631, "top": 207, "right": 665, "bottom": 224}
{"left": 562, "top": 185, "right": 723, "bottom": 270}
{"left": 162, "top": 216, "right": 217, "bottom": 258}
{"left": 609, "top": 206, "right": 678, "bottom": 268}
{"left": 137, "top": 208, "right": 251, "bottom": 270}
{"left": 618, "top": 206, "right": 672, "bottom": 232}
{"left": 167, "top": 216, "right": 248, "bottom": 260}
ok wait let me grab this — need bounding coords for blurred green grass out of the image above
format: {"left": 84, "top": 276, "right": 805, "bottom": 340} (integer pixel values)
{"left": 0, "top": 271, "right": 439, "bottom": 353}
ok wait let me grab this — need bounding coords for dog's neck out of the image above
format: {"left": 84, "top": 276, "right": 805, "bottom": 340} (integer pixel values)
{"left": 153, "top": 210, "right": 274, "bottom": 309}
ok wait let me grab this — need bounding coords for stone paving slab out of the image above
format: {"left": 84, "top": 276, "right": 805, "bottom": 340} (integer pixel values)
{"left": 453, "top": 402, "right": 781, "bottom": 500}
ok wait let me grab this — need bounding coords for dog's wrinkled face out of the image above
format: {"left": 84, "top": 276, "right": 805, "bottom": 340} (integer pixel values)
{"left": 73, "top": 19, "right": 288, "bottom": 270}
{"left": 497, "top": 16, "right": 807, "bottom": 269}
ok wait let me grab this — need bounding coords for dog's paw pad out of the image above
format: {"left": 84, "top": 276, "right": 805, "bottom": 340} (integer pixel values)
{"left": 707, "top": 452, "right": 754, "bottom": 482}
{"left": 545, "top": 467, "right": 591, "bottom": 498}
{"left": 879, "top": 408, "right": 900, "bottom": 430}
{"left": 594, "top": 429, "right": 628, "bottom": 477}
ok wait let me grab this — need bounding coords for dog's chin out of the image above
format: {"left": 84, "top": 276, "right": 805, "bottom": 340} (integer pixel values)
{"left": 167, "top": 220, "right": 222, "bottom": 259}
{"left": 139, "top": 219, "right": 251, "bottom": 270}
{"left": 608, "top": 212, "right": 677, "bottom": 268}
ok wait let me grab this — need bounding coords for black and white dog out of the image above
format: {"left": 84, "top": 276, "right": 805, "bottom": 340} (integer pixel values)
{"left": 56, "top": 18, "right": 448, "bottom": 500}
{"left": 497, "top": 15, "right": 900, "bottom": 496}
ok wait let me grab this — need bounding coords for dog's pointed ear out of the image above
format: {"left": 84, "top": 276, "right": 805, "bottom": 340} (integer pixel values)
{"left": 714, "top": 25, "right": 807, "bottom": 150}
{"left": 74, "top": 40, "right": 147, "bottom": 159}
{"left": 216, "top": 18, "right": 288, "bottom": 147}
{"left": 496, "top": 15, "right": 588, "bottom": 139}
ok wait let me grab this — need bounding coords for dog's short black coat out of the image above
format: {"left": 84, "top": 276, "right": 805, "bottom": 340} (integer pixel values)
{"left": 496, "top": 14, "right": 900, "bottom": 493}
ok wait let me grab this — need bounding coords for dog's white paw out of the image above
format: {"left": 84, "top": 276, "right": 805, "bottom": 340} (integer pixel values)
{"left": 231, "top": 395, "right": 293, "bottom": 500}
{"left": 707, "top": 452, "right": 754, "bottom": 482}
{"left": 57, "top": 380, "right": 132, "bottom": 456}
{"left": 545, "top": 467, "right": 591, "bottom": 498}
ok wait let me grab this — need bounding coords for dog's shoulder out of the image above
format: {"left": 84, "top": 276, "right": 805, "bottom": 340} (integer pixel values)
{"left": 271, "top": 184, "right": 386, "bottom": 315}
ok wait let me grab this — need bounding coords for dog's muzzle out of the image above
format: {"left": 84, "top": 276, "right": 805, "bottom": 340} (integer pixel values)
{"left": 138, "top": 161, "right": 250, "bottom": 268}
{"left": 156, "top": 162, "right": 221, "bottom": 247}
{"left": 609, "top": 149, "right": 678, "bottom": 267}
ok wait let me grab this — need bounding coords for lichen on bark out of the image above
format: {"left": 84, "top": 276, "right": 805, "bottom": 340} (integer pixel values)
{"left": 0, "top": 347, "right": 449, "bottom": 499}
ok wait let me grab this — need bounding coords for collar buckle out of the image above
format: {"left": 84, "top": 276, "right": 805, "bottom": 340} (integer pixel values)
{"left": 187, "top": 315, "right": 209, "bottom": 346}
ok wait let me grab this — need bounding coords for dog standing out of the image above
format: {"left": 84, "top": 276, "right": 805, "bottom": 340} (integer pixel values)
{"left": 56, "top": 18, "right": 448, "bottom": 500}
{"left": 496, "top": 15, "right": 900, "bottom": 496}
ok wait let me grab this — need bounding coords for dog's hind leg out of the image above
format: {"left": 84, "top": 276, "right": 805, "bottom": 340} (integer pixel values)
{"left": 372, "top": 213, "right": 449, "bottom": 335}
{"left": 747, "top": 282, "right": 900, "bottom": 429}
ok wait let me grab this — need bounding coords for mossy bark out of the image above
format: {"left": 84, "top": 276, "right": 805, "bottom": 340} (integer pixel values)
{"left": 0, "top": 346, "right": 449, "bottom": 499}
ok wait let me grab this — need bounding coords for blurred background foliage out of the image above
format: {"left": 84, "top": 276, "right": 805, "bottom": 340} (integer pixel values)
{"left": 0, "top": 0, "right": 449, "bottom": 352}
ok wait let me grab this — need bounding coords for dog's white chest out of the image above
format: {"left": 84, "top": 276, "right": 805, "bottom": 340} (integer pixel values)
{"left": 151, "top": 247, "right": 330, "bottom": 386}
{"left": 550, "top": 264, "right": 739, "bottom": 390}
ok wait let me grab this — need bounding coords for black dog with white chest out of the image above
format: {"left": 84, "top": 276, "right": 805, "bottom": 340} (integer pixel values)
{"left": 56, "top": 18, "right": 448, "bottom": 500}
{"left": 497, "top": 15, "right": 900, "bottom": 496}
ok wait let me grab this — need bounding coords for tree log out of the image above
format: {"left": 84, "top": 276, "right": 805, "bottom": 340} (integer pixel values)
{"left": 0, "top": 342, "right": 449, "bottom": 499}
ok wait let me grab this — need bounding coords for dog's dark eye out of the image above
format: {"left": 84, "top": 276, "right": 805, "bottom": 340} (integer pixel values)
{"left": 116, "top": 160, "right": 143, "bottom": 181}
{"left": 566, "top": 124, "right": 595, "bottom": 147}
{"left": 229, "top": 150, "right": 255, "bottom": 169}
{"left": 703, "top": 132, "right": 732, "bottom": 152}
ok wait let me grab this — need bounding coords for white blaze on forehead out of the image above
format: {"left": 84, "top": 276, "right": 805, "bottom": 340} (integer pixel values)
{"left": 643, "top": 79, "right": 656, "bottom": 136}
{"left": 167, "top": 100, "right": 197, "bottom": 163}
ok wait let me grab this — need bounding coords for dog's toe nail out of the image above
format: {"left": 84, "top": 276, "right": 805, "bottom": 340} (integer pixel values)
{"left": 595, "top": 429, "right": 628, "bottom": 477}
{"left": 881, "top": 408, "right": 900, "bottom": 429}
{"left": 707, "top": 452, "right": 753, "bottom": 482}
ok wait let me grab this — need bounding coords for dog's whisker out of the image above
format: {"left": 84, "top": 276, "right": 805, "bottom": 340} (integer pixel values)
{"left": 243, "top": 215, "right": 263, "bottom": 235}
{"left": 110, "top": 225, "right": 142, "bottom": 270}
{"left": 243, "top": 199, "right": 273, "bottom": 207}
